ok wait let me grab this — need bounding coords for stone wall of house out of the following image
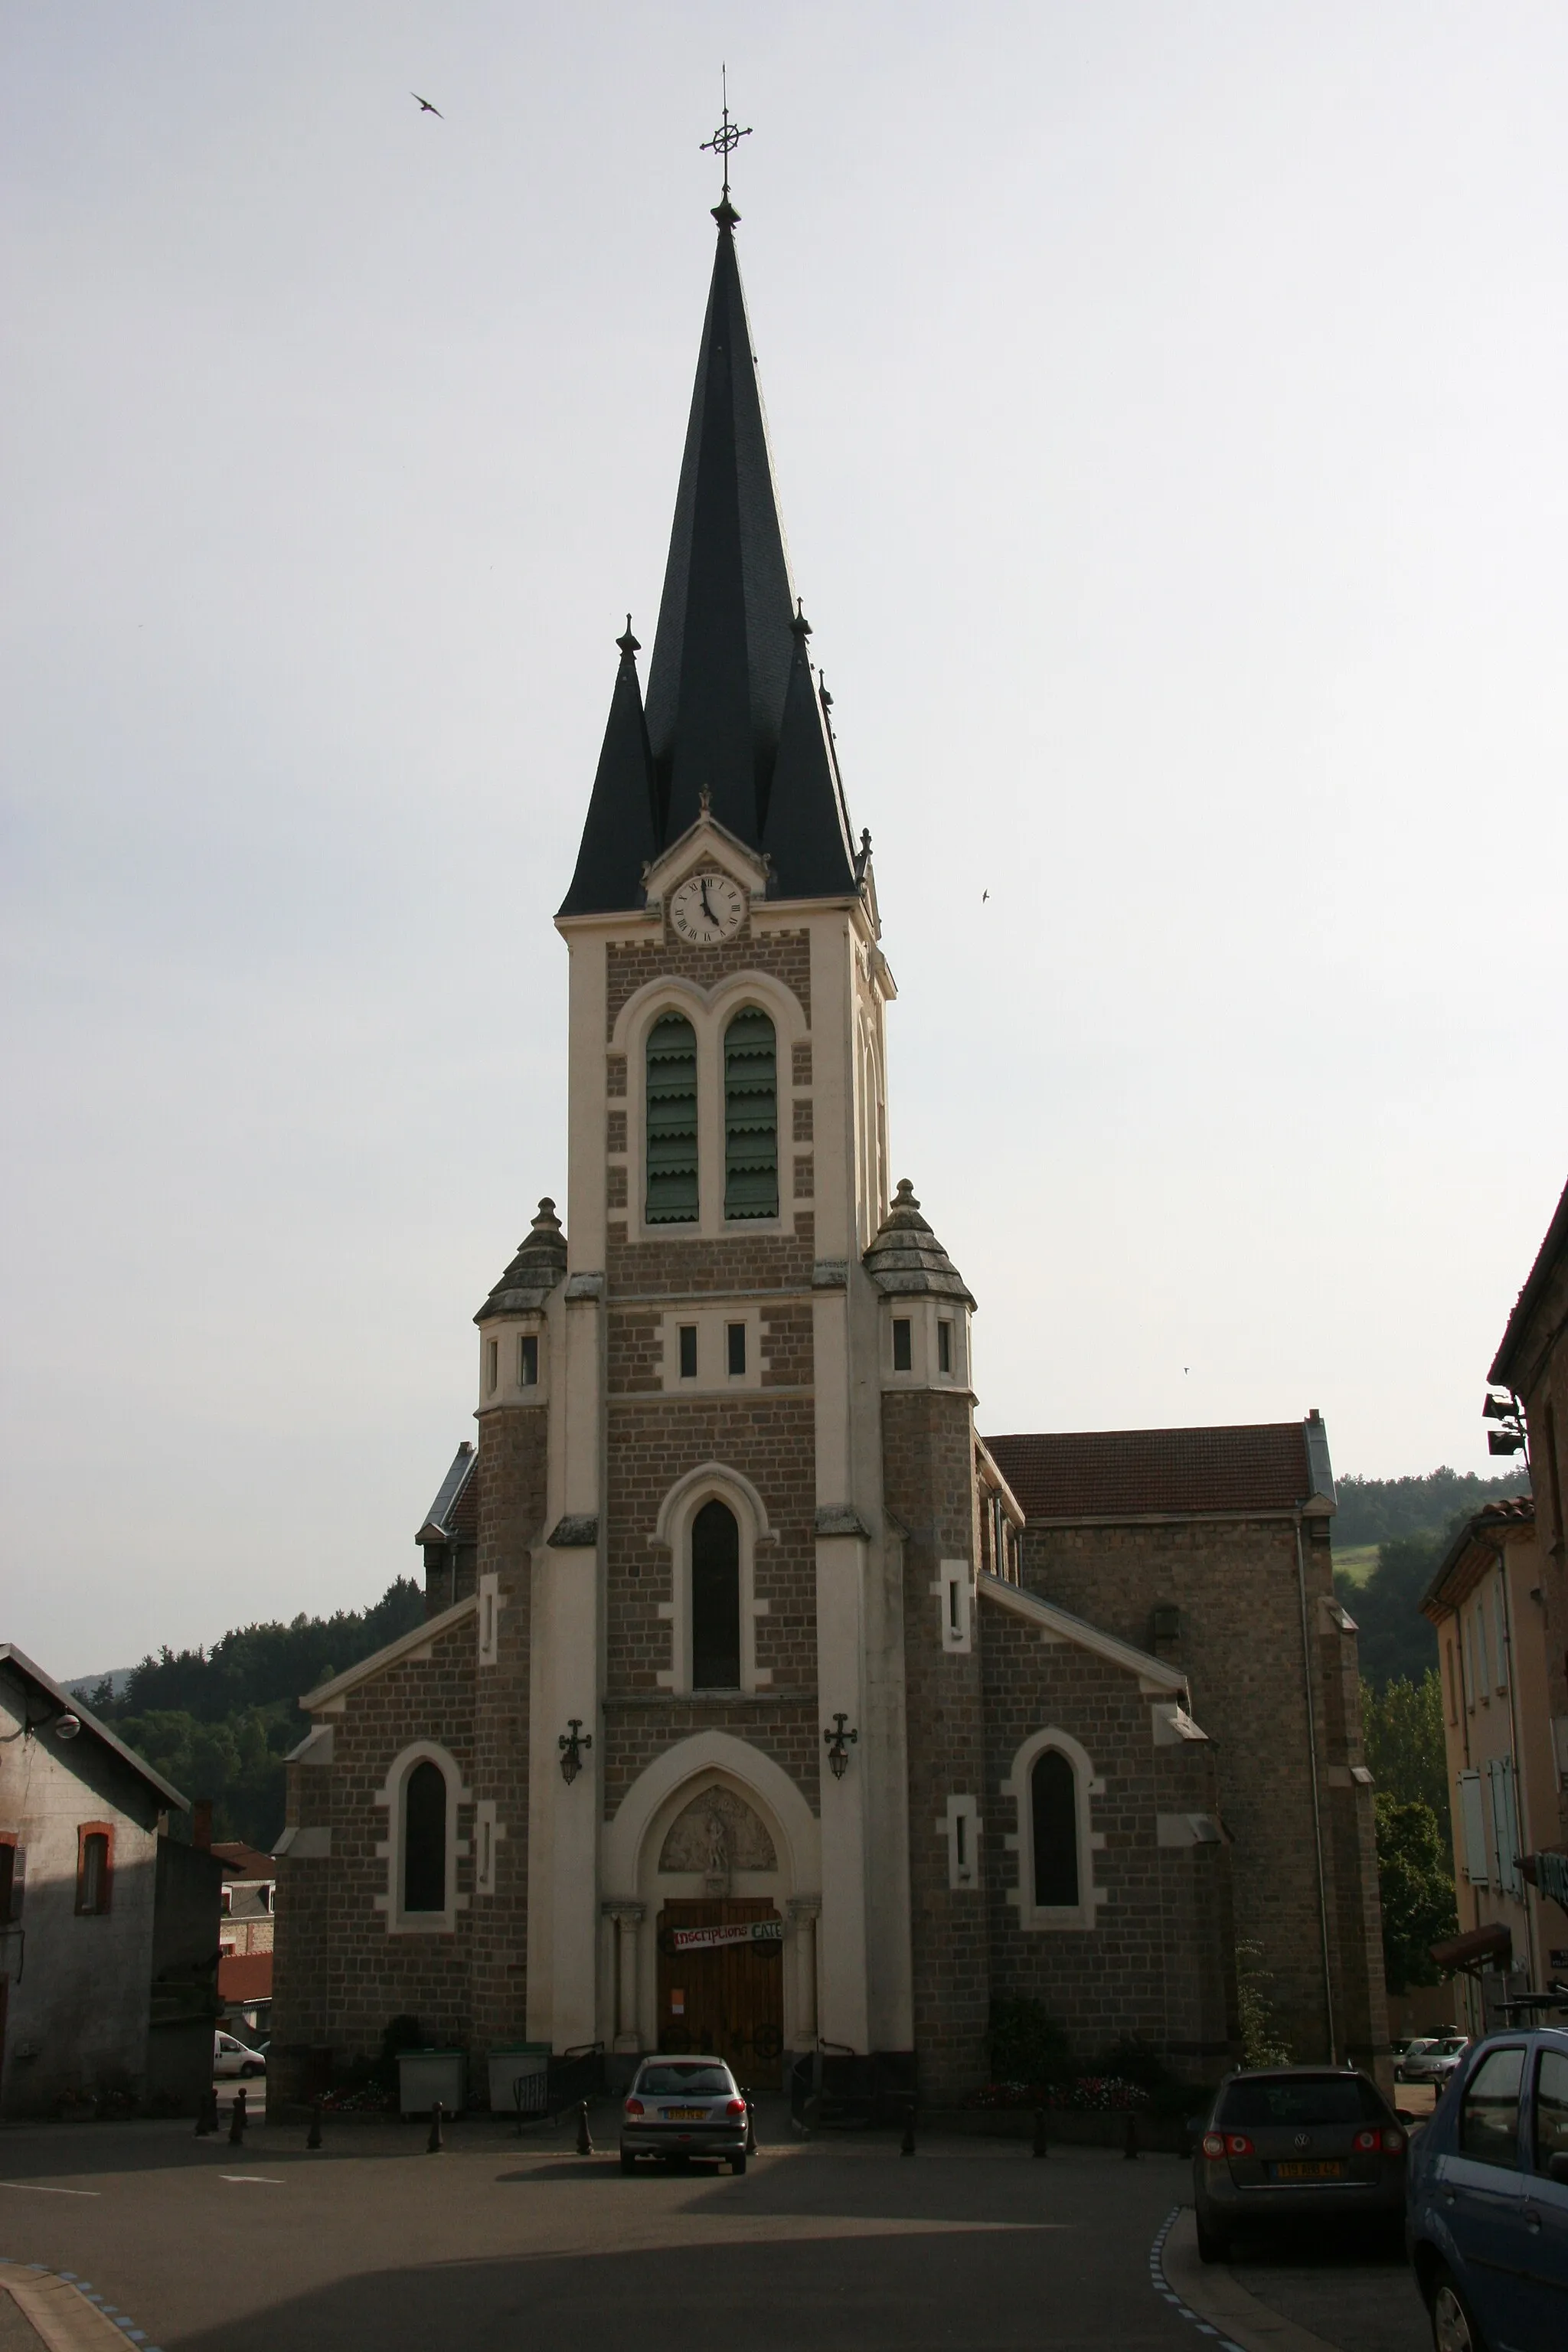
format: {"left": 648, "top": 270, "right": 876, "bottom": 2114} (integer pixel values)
{"left": 1021, "top": 1514, "right": 1383, "bottom": 2069}
{"left": 885, "top": 1386, "right": 989, "bottom": 2101}
{"left": 978, "top": 1602, "right": 1236, "bottom": 2078}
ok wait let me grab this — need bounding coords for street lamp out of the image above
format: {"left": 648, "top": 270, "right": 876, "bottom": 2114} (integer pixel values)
{"left": 823, "top": 1713, "right": 858, "bottom": 1780}
{"left": 558, "top": 1719, "right": 593, "bottom": 1785}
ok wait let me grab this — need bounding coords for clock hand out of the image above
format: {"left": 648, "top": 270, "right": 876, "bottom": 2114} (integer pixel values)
{"left": 700, "top": 879, "right": 715, "bottom": 923}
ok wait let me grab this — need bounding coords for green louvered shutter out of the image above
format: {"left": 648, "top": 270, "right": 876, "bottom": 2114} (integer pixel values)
{"left": 645, "top": 1014, "right": 699, "bottom": 1223}
{"left": 724, "top": 1008, "right": 779, "bottom": 1220}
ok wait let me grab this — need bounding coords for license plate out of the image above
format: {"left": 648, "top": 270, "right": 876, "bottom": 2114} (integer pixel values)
{"left": 1269, "top": 2160, "right": 1344, "bottom": 2180}
{"left": 663, "top": 2107, "right": 708, "bottom": 2120}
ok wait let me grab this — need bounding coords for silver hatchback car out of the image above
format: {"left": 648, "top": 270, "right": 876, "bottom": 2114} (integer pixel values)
{"left": 620, "top": 2056, "right": 749, "bottom": 2174}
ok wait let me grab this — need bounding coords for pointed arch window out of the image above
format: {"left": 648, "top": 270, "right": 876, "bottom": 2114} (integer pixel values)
{"left": 646, "top": 1013, "right": 699, "bottom": 1224}
{"left": 403, "top": 1759, "right": 449, "bottom": 1914}
{"left": 691, "top": 1499, "right": 741, "bottom": 1689}
{"left": 1031, "top": 1749, "right": 1080, "bottom": 1909}
{"left": 724, "top": 1008, "right": 778, "bottom": 1220}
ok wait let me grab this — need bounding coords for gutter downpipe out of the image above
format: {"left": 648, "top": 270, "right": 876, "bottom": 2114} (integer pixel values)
{"left": 1295, "top": 1507, "right": 1338, "bottom": 2066}
{"left": 1494, "top": 1538, "right": 1540, "bottom": 1993}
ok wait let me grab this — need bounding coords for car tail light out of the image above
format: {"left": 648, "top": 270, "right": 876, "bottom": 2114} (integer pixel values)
{"left": 1352, "top": 2125, "right": 1405, "bottom": 2154}
{"left": 624, "top": 2097, "right": 644, "bottom": 2116}
{"left": 1383, "top": 2127, "right": 1405, "bottom": 2155}
{"left": 1224, "top": 2134, "right": 1255, "bottom": 2158}
{"left": 1354, "top": 2128, "right": 1378, "bottom": 2151}
{"left": 725, "top": 2099, "right": 746, "bottom": 2116}
{"left": 1201, "top": 2132, "right": 1226, "bottom": 2158}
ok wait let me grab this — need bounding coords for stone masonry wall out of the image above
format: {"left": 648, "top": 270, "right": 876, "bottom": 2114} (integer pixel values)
{"left": 979, "top": 1601, "right": 1237, "bottom": 2077}
{"left": 884, "top": 1387, "right": 989, "bottom": 2100}
{"left": 1020, "top": 1515, "right": 1382, "bottom": 2067}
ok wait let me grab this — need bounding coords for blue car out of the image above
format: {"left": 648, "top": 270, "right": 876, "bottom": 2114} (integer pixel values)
{"left": 1406, "top": 2025, "right": 1568, "bottom": 2350}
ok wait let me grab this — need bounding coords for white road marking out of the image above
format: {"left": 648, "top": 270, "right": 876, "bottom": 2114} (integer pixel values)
{"left": 219, "top": 2175, "right": 282, "bottom": 2185}
{"left": 0, "top": 2184, "right": 100, "bottom": 2197}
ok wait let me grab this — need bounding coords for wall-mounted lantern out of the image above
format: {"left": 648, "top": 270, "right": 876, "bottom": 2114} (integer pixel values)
{"left": 823, "top": 1713, "right": 858, "bottom": 1781}
{"left": 558, "top": 1719, "right": 593, "bottom": 1785}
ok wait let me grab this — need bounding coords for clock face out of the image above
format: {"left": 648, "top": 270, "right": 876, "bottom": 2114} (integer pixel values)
{"left": 669, "top": 870, "right": 746, "bottom": 945}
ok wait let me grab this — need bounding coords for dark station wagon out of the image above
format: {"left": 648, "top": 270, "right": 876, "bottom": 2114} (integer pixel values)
{"left": 1193, "top": 2066, "right": 1408, "bottom": 2260}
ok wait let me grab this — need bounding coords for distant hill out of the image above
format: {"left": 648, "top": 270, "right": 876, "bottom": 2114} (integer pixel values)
{"left": 66, "top": 1666, "right": 136, "bottom": 1701}
{"left": 1333, "top": 1468, "right": 1531, "bottom": 1691}
{"left": 87, "top": 1579, "right": 425, "bottom": 1850}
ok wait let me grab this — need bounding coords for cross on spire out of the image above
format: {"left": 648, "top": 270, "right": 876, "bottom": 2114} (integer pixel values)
{"left": 700, "top": 65, "right": 752, "bottom": 204}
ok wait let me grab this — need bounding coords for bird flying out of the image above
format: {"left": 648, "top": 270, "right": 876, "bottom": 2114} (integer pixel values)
{"left": 412, "top": 93, "right": 443, "bottom": 116}
{"left": 982, "top": 889, "right": 989, "bottom": 902}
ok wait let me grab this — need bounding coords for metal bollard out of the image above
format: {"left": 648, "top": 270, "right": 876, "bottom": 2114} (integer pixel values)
{"left": 1123, "top": 2110, "right": 1140, "bottom": 2161}
{"left": 307, "top": 2102, "right": 323, "bottom": 2150}
{"left": 227, "top": 2087, "right": 247, "bottom": 2145}
{"left": 745, "top": 2098, "right": 758, "bottom": 2157}
{"left": 575, "top": 2099, "right": 594, "bottom": 2156}
{"left": 427, "top": 2099, "right": 445, "bottom": 2153}
{"left": 1032, "top": 2106, "right": 1048, "bottom": 2159}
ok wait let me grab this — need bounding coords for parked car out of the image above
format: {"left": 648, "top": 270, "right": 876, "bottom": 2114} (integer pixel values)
{"left": 620, "top": 2056, "right": 748, "bottom": 2174}
{"left": 1192, "top": 2066, "right": 1408, "bottom": 2261}
{"left": 1407, "top": 2026, "right": 1568, "bottom": 2351}
{"left": 1400, "top": 2036, "right": 1471, "bottom": 2086}
{"left": 213, "top": 2029, "right": 266, "bottom": 2079}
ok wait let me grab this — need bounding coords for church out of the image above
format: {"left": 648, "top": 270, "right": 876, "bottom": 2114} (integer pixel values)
{"left": 271, "top": 181, "right": 1388, "bottom": 2109}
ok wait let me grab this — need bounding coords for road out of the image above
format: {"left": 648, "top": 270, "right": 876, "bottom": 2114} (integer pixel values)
{"left": 0, "top": 2108, "right": 1204, "bottom": 2352}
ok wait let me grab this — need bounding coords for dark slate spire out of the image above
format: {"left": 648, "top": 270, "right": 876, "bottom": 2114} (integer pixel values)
{"left": 557, "top": 622, "right": 659, "bottom": 916}
{"left": 645, "top": 205, "right": 801, "bottom": 849}
{"left": 761, "top": 604, "right": 857, "bottom": 896}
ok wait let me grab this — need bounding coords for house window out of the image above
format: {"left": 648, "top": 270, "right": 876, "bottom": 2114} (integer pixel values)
{"left": 0, "top": 1839, "right": 16, "bottom": 1926}
{"left": 892, "top": 1318, "right": 912, "bottom": 1372}
{"left": 727, "top": 1322, "right": 746, "bottom": 1377}
{"left": 724, "top": 1008, "right": 778, "bottom": 1219}
{"left": 938, "top": 1320, "right": 952, "bottom": 1374}
{"left": 1031, "top": 1750, "right": 1080, "bottom": 1908}
{"left": 76, "top": 1825, "right": 113, "bottom": 1916}
{"left": 403, "top": 1762, "right": 448, "bottom": 1914}
{"left": 646, "top": 1013, "right": 699, "bottom": 1223}
{"left": 678, "top": 1325, "right": 697, "bottom": 1379}
{"left": 220, "top": 1885, "right": 234, "bottom": 1916}
{"left": 518, "top": 1334, "right": 538, "bottom": 1387}
{"left": 486, "top": 1338, "right": 499, "bottom": 1393}
{"left": 691, "top": 1499, "right": 741, "bottom": 1689}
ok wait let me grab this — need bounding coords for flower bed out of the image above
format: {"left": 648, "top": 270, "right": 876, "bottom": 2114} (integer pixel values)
{"left": 965, "top": 2076, "right": 1150, "bottom": 2113}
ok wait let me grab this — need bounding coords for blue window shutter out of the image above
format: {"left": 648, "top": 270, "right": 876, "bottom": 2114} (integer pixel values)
{"left": 724, "top": 1008, "right": 779, "bottom": 1220}
{"left": 645, "top": 1014, "right": 699, "bottom": 1223}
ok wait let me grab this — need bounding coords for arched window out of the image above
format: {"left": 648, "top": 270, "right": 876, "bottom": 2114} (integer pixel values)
{"left": 403, "top": 1759, "right": 448, "bottom": 1914}
{"left": 724, "top": 1008, "right": 778, "bottom": 1220}
{"left": 646, "top": 1013, "right": 699, "bottom": 1224}
{"left": 691, "top": 1499, "right": 741, "bottom": 1688}
{"left": 1031, "top": 1749, "right": 1080, "bottom": 1908}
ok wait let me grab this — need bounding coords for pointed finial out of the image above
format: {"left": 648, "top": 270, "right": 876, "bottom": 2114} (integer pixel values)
{"left": 791, "top": 597, "right": 812, "bottom": 640}
{"left": 700, "top": 65, "right": 752, "bottom": 214}
{"left": 616, "top": 614, "right": 640, "bottom": 658}
{"left": 819, "top": 675, "right": 834, "bottom": 712}
{"left": 861, "top": 828, "right": 872, "bottom": 857}
{"left": 698, "top": 784, "right": 713, "bottom": 817}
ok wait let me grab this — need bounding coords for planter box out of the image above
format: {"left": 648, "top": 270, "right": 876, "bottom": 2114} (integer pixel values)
{"left": 397, "top": 2050, "right": 466, "bottom": 2118}
{"left": 488, "top": 2044, "right": 551, "bottom": 2118}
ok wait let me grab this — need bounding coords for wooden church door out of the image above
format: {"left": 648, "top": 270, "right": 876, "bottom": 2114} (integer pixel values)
{"left": 656, "top": 1898, "right": 783, "bottom": 2082}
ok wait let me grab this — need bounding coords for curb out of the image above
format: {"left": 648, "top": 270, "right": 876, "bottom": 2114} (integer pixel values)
{"left": 1152, "top": 2208, "right": 1343, "bottom": 2352}
{"left": 0, "top": 2261, "right": 164, "bottom": 2352}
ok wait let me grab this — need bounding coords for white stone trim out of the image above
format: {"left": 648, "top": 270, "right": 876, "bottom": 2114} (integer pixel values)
{"left": 300, "top": 1594, "right": 477, "bottom": 1710}
{"left": 273, "top": 1824, "right": 331, "bottom": 1858}
{"left": 371, "top": 1740, "right": 471, "bottom": 1934}
{"left": 977, "top": 1572, "right": 1188, "bottom": 1694}
{"left": 475, "top": 1798, "right": 503, "bottom": 1895}
{"left": 932, "top": 1558, "right": 972, "bottom": 1654}
{"left": 477, "top": 1573, "right": 502, "bottom": 1667}
{"left": 1000, "top": 1726, "right": 1105, "bottom": 1932}
{"left": 938, "top": 1792, "right": 982, "bottom": 1890}
{"left": 649, "top": 1465, "right": 773, "bottom": 1696}
{"left": 603, "top": 1730, "right": 821, "bottom": 1896}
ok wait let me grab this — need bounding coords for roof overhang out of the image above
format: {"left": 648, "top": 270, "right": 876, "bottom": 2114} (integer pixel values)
{"left": 1431, "top": 1922, "right": 1513, "bottom": 1975}
{"left": 0, "top": 1645, "right": 190, "bottom": 1812}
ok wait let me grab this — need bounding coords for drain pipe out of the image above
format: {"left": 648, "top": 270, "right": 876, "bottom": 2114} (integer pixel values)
{"left": 1295, "top": 1508, "right": 1338, "bottom": 2065}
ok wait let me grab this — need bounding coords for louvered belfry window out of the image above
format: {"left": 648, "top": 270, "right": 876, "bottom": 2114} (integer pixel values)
{"left": 645, "top": 1013, "right": 699, "bottom": 1223}
{"left": 724, "top": 1008, "right": 779, "bottom": 1220}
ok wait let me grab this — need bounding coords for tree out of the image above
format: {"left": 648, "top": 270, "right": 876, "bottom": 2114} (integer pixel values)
{"left": 1375, "top": 1795, "right": 1458, "bottom": 1993}
{"left": 1362, "top": 1671, "right": 1450, "bottom": 1831}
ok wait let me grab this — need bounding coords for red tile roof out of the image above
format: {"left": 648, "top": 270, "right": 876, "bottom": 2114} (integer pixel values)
{"left": 985, "top": 1423, "right": 1315, "bottom": 1522}
{"left": 218, "top": 1951, "right": 273, "bottom": 2003}
{"left": 211, "top": 1841, "right": 276, "bottom": 1880}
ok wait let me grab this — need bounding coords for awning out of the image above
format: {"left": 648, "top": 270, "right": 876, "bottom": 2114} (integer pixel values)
{"left": 1431, "top": 1922, "right": 1513, "bottom": 1976}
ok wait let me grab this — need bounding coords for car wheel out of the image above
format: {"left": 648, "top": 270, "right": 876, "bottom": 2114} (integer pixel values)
{"left": 730, "top": 2154, "right": 746, "bottom": 2177}
{"left": 1429, "top": 2266, "right": 1485, "bottom": 2352}
{"left": 619, "top": 2151, "right": 635, "bottom": 2174}
{"left": 240, "top": 2063, "right": 263, "bottom": 2078}
{"left": 1194, "top": 2213, "right": 1231, "bottom": 2265}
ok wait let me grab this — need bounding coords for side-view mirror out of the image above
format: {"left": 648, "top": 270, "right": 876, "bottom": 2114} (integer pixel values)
{"left": 1548, "top": 2151, "right": 1568, "bottom": 2186}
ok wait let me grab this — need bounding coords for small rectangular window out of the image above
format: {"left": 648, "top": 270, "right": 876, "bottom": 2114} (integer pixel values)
{"left": 955, "top": 1813, "right": 967, "bottom": 1868}
{"left": 679, "top": 1325, "right": 697, "bottom": 1380}
{"left": 486, "top": 1338, "right": 499, "bottom": 1393}
{"left": 518, "top": 1333, "right": 538, "bottom": 1387}
{"left": 0, "top": 1841, "right": 15, "bottom": 1926}
{"left": 893, "top": 1318, "right": 912, "bottom": 1372}
{"left": 727, "top": 1322, "right": 746, "bottom": 1377}
{"left": 938, "top": 1320, "right": 952, "bottom": 1374}
{"left": 77, "top": 1827, "right": 111, "bottom": 1916}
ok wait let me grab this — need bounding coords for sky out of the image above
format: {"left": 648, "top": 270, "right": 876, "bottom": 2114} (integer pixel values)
{"left": 3, "top": 2, "right": 1564, "bottom": 1675}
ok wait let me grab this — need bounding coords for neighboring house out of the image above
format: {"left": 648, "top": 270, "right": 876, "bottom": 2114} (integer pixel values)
{"left": 1488, "top": 1173, "right": 1568, "bottom": 1972}
{"left": 0, "top": 1646, "right": 225, "bottom": 2116}
{"left": 1422, "top": 1500, "right": 1556, "bottom": 2024}
{"left": 214, "top": 1841, "right": 276, "bottom": 2034}
{"left": 270, "top": 191, "right": 1387, "bottom": 2110}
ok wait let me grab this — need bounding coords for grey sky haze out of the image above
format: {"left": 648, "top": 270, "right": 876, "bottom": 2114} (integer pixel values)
{"left": 4, "top": 2, "right": 1564, "bottom": 1673}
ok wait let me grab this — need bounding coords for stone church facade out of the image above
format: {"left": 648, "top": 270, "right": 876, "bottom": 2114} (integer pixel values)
{"left": 271, "top": 198, "right": 1387, "bottom": 2106}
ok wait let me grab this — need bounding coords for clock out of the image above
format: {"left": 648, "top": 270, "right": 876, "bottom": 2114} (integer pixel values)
{"left": 669, "top": 871, "right": 746, "bottom": 945}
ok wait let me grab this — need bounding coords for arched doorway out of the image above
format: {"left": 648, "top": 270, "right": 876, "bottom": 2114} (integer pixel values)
{"left": 652, "top": 1786, "right": 782, "bottom": 2076}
